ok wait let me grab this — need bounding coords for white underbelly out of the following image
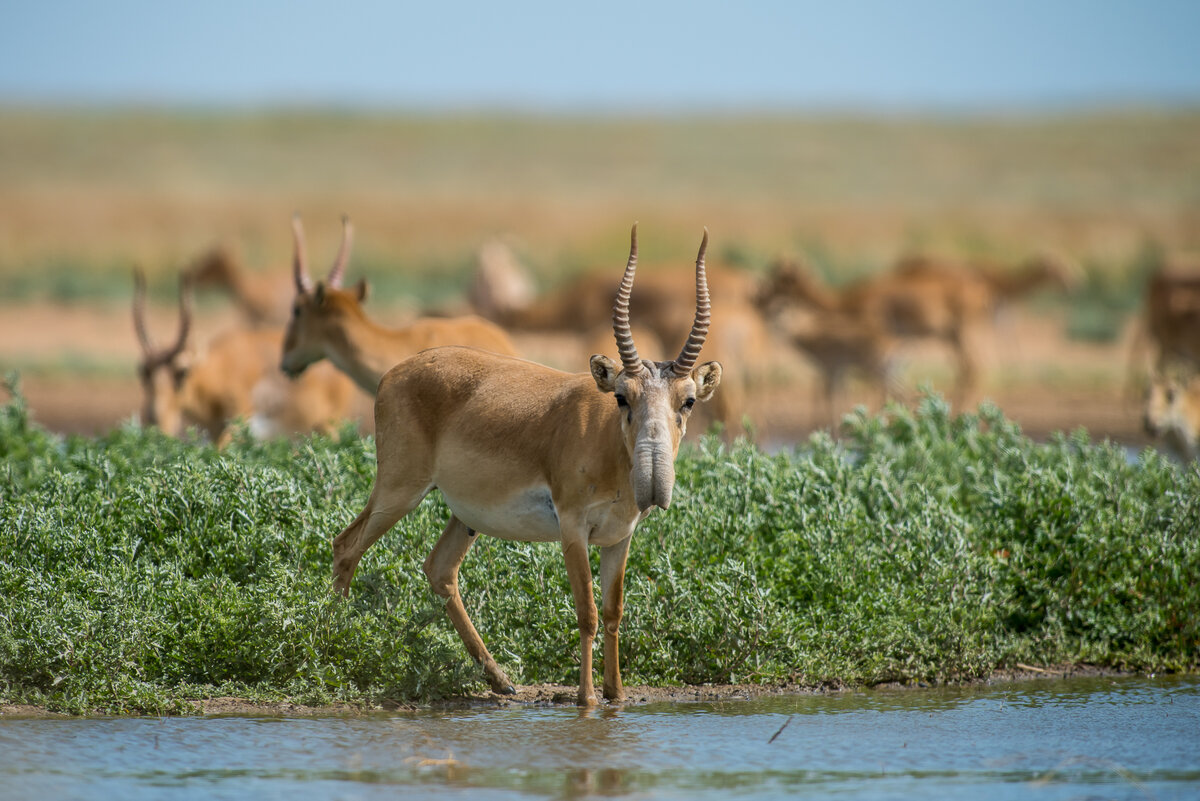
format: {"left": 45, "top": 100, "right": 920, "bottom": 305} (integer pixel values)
{"left": 439, "top": 484, "right": 563, "bottom": 542}
{"left": 439, "top": 479, "right": 648, "bottom": 546}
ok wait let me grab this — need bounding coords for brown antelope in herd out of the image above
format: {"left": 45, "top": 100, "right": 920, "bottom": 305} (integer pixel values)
{"left": 280, "top": 215, "right": 520, "bottom": 393}
{"left": 1135, "top": 262, "right": 1200, "bottom": 374}
{"left": 757, "top": 251, "right": 1078, "bottom": 408}
{"left": 758, "top": 300, "right": 898, "bottom": 427}
{"left": 133, "top": 269, "right": 354, "bottom": 444}
{"left": 1143, "top": 371, "right": 1200, "bottom": 461}
{"left": 331, "top": 224, "right": 722, "bottom": 706}
{"left": 1122, "top": 260, "right": 1200, "bottom": 406}
{"left": 895, "top": 251, "right": 1083, "bottom": 313}
{"left": 187, "top": 245, "right": 293, "bottom": 327}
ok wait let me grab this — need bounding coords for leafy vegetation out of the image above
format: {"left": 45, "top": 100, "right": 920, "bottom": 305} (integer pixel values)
{"left": 0, "top": 378, "right": 1196, "bottom": 715}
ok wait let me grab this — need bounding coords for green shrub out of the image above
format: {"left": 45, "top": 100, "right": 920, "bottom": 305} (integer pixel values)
{"left": 0, "top": 383, "right": 1195, "bottom": 714}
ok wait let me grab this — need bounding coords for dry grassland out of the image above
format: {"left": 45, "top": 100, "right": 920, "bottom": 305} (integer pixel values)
{"left": 2, "top": 108, "right": 1198, "bottom": 442}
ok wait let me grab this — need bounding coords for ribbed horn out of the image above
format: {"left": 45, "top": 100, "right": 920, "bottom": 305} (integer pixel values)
{"left": 673, "top": 228, "right": 710, "bottom": 375}
{"left": 168, "top": 272, "right": 194, "bottom": 362}
{"left": 327, "top": 214, "right": 354, "bottom": 288}
{"left": 132, "top": 269, "right": 192, "bottom": 364}
{"left": 132, "top": 267, "right": 154, "bottom": 355}
{"left": 612, "top": 223, "right": 642, "bottom": 373}
{"left": 292, "top": 214, "right": 313, "bottom": 294}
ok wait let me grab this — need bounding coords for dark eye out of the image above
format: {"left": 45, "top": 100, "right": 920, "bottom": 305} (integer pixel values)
{"left": 615, "top": 394, "right": 628, "bottom": 408}
{"left": 292, "top": 304, "right": 301, "bottom": 318}
{"left": 682, "top": 397, "right": 696, "bottom": 411}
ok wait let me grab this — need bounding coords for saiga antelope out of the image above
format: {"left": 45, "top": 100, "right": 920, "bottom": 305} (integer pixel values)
{"left": 468, "top": 245, "right": 763, "bottom": 439}
{"left": 759, "top": 252, "right": 1079, "bottom": 409}
{"left": 331, "top": 225, "right": 722, "bottom": 706}
{"left": 758, "top": 258, "right": 995, "bottom": 407}
{"left": 133, "top": 269, "right": 354, "bottom": 444}
{"left": 1121, "top": 261, "right": 1200, "bottom": 405}
{"left": 187, "top": 244, "right": 293, "bottom": 327}
{"left": 895, "top": 251, "right": 1083, "bottom": 312}
{"left": 281, "top": 215, "right": 520, "bottom": 392}
{"left": 758, "top": 300, "right": 898, "bottom": 427}
{"left": 1136, "top": 264, "right": 1200, "bottom": 374}
{"left": 1144, "top": 372, "right": 1200, "bottom": 461}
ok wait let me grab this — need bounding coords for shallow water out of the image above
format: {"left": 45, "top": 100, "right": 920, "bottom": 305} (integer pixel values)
{"left": 1, "top": 675, "right": 1197, "bottom": 800}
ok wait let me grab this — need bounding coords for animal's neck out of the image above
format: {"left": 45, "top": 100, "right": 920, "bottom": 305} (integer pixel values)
{"left": 326, "top": 314, "right": 405, "bottom": 393}
{"left": 549, "top": 394, "right": 640, "bottom": 512}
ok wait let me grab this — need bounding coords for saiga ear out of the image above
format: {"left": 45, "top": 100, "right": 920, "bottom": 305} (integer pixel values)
{"left": 353, "top": 278, "right": 369, "bottom": 303}
{"left": 589, "top": 354, "right": 618, "bottom": 393}
{"left": 314, "top": 282, "right": 327, "bottom": 307}
{"left": 693, "top": 361, "right": 722, "bottom": 402}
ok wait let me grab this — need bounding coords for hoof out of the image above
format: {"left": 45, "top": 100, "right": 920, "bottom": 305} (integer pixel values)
{"left": 485, "top": 667, "right": 516, "bottom": 695}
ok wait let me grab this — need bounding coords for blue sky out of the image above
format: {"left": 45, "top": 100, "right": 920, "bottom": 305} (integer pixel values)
{"left": 2, "top": 1, "right": 1198, "bottom": 111}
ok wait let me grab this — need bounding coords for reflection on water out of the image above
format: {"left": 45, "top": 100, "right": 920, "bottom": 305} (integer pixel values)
{"left": 1, "top": 676, "right": 1197, "bottom": 800}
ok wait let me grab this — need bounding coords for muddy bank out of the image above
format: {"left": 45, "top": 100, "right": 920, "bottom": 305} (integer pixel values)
{"left": 0, "top": 665, "right": 1139, "bottom": 718}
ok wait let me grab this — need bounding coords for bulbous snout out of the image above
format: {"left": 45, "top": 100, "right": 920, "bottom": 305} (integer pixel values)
{"left": 632, "top": 437, "right": 676, "bottom": 512}
{"left": 1143, "top": 384, "right": 1172, "bottom": 438}
{"left": 1143, "top": 412, "right": 1160, "bottom": 437}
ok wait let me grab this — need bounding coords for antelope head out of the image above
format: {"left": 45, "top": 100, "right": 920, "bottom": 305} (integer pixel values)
{"left": 281, "top": 213, "right": 363, "bottom": 378}
{"left": 1143, "top": 376, "right": 1177, "bottom": 438}
{"left": 185, "top": 245, "right": 240, "bottom": 289}
{"left": 1143, "top": 372, "right": 1200, "bottom": 459}
{"left": 754, "top": 257, "right": 836, "bottom": 316}
{"left": 588, "top": 224, "right": 722, "bottom": 512}
{"left": 132, "top": 268, "right": 194, "bottom": 435}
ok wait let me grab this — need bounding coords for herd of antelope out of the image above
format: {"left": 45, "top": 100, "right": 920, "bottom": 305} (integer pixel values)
{"left": 130, "top": 215, "right": 1197, "bottom": 703}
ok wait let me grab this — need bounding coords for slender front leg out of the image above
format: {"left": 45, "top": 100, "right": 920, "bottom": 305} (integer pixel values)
{"left": 561, "top": 533, "right": 598, "bottom": 706}
{"left": 424, "top": 515, "right": 515, "bottom": 695}
{"left": 951, "top": 328, "right": 982, "bottom": 409}
{"left": 599, "top": 536, "right": 632, "bottom": 702}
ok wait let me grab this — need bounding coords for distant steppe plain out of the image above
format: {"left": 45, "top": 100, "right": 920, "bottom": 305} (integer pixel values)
{"left": 1, "top": 108, "right": 1197, "bottom": 441}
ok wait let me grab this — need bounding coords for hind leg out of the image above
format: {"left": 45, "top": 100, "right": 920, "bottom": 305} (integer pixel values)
{"left": 423, "top": 516, "right": 515, "bottom": 694}
{"left": 332, "top": 463, "right": 432, "bottom": 596}
{"left": 333, "top": 396, "right": 436, "bottom": 595}
{"left": 950, "top": 328, "right": 984, "bottom": 409}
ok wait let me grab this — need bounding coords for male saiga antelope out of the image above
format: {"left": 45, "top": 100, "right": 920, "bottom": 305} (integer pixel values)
{"left": 331, "top": 225, "right": 722, "bottom": 705}
{"left": 282, "top": 215, "right": 519, "bottom": 392}
{"left": 467, "top": 241, "right": 761, "bottom": 440}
